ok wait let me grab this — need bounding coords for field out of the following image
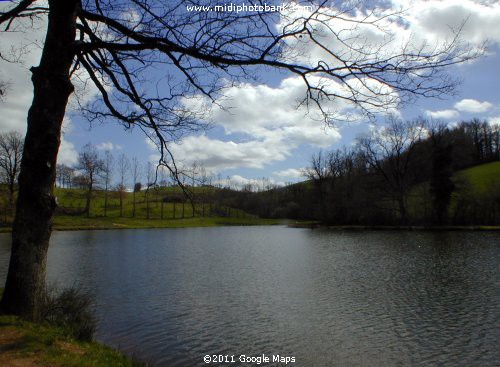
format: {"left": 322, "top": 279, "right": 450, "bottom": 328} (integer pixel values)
{"left": 0, "top": 185, "right": 284, "bottom": 231}
{"left": 456, "top": 161, "right": 500, "bottom": 193}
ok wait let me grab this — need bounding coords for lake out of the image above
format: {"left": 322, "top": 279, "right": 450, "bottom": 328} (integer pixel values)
{"left": 0, "top": 226, "right": 499, "bottom": 366}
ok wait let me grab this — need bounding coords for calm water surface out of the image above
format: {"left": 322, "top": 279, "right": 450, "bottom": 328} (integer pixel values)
{"left": 0, "top": 227, "right": 499, "bottom": 366}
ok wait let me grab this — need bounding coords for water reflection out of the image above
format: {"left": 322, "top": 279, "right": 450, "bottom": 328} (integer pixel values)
{"left": 0, "top": 227, "right": 498, "bottom": 366}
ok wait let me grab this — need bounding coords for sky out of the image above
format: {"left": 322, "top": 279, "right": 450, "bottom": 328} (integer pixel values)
{"left": 1, "top": 0, "right": 500, "bottom": 188}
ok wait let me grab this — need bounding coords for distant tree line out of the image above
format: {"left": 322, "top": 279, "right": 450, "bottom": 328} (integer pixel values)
{"left": 1, "top": 118, "right": 498, "bottom": 225}
{"left": 0, "top": 135, "right": 258, "bottom": 221}
{"left": 53, "top": 143, "right": 252, "bottom": 219}
{"left": 230, "top": 118, "right": 500, "bottom": 226}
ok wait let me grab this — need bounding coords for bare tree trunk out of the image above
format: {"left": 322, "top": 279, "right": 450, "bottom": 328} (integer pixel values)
{"left": 0, "top": 0, "right": 78, "bottom": 320}
{"left": 85, "top": 177, "right": 93, "bottom": 218}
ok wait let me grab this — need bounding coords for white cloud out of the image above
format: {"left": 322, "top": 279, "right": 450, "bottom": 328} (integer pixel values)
{"left": 96, "top": 141, "right": 122, "bottom": 151}
{"left": 58, "top": 136, "right": 78, "bottom": 166}
{"left": 276, "top": 0, "right": 498, "bottom": 101}
{"left": 454, "top": 98, "right": 493, "bottom": 113}
{"left": 425, "top": 109, "right": 460, "bottom": 120}
{"left": 183, "top": 76, "right": 346, "bottom": 142}
{"left": 398, "top": 0, "right": 500, "bottom": 46}
{"left": 173, "top": 77, "right": 345, "bottom": 172}
{"left": 169, "top": 134, "right": 291, "bottom": 171}
{"left": 273, "top": 168, "right": 305, "bottom": 179}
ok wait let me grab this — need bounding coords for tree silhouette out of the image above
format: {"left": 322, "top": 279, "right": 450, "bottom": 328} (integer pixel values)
{"left": 76, "top": 143, "right": 104, "bottom": 218}
{"left": 0, "top": 131, "right": 23, "bottom": 210}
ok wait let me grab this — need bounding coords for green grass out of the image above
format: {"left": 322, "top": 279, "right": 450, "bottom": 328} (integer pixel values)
{"left": 456, "top": 161, "right": 500, "bottom": 193}
{"left": 0, "top": 185, "right": 287, "bottom": 230}
{"left": 395, "top": 161, "right": 500, "bottom": 222}
{"left": 52, "top": 214, "right": 284, "bottom": 230}
{"left": 0, "top": 315, "right": 145, "bottom": 366}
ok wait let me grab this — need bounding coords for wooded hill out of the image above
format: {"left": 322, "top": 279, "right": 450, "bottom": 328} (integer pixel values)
{"left": 227, "top": 119, "right": 500, "bottom": 226}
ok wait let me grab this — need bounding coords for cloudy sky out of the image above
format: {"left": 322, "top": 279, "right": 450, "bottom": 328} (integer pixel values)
{"left": 1, "top": 0, "right": 499, "bottom": 187}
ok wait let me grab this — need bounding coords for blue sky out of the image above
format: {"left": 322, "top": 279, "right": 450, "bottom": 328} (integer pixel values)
{"left": 1, "top": 0, "right": 500, "bottom": 188}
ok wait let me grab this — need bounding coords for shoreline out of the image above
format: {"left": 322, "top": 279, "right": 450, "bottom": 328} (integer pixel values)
{"left": 0, "top": 216, "right": 287, "bottom": 233}
{"left": 288, "top": 223, "right": 500, "bottom": 231}
{"left": 1, "top": 220, "right": 498, "bottom": 232}
{"left": 0, "top": 314, "right": 144, "bottom": 366}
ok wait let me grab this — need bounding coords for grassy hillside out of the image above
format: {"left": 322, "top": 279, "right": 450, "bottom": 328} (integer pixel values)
{"left": 456, "top": 161, "right": 500, "bottom": 193}
{"left": 409, "top": 161, "right": 500, "bottom": 224}
{"left": 0, "top": 185, "right": 284, "bottom": 231}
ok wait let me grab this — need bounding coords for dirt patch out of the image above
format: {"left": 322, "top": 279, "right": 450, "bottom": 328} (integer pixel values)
{"left": 0, "top": 327, "right": 23, "bottom": 346}
{"left": 0, "top": 328, "right": 39, "bottom": 367}
{"left": 55, "top": 340, "right": 85, "bottom": 356}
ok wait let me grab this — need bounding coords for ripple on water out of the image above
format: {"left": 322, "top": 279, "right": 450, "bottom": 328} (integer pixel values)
{"left": 0, "top": 228, "right": 498, "bottom": 366}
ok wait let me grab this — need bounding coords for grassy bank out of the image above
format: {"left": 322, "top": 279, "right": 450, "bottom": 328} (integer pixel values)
{"left": 0, "top": 185, "right": 287, "bottom": 232}
{"left": 0, "top": 315, "right": 144, "bottom": 367}
{"left": 458, "top": 161, "right": 500, "bottom": 193}
{"left": 53, "top": 214, "right": 284, "bottom": 230}
{"left": 0, "top": 215, "right": 285, "bottom": 233}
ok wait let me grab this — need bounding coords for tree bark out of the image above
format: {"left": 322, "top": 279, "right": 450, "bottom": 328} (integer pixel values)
{"left": 0, "top": 0, "right": 78, "bottom": 320}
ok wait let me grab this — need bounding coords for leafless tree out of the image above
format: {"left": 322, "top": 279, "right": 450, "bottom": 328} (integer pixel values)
{"left": 305, "top": 150, "right": 329, "bottom": 219}
{"left": 145, "top": 161, "right": 155, "bottom": 219}
{"left": 356, "top": 117, "right": 427, "bottom": 222}
{"left": 0, "top": 0, "right": 480, "bottom": 318}
{"left": 116, "top": 153, "right": 129, "bottom": 217}
{"left": 130, "top": 157, "right": 140, "bottom": 218}
{"left": 56, "top": 164, "right": 75, "bottom": 188}
{"left": 101, "top": 150, "right": 113, "bottom": 217}
{"left": 198, "top": 164, "right": 210, "bottom": 217}
{"left": 0, "top": 131, "right": 23, "bottom": 210}
{"left": 76, "top": 143, "right": 104, "bottom": 218}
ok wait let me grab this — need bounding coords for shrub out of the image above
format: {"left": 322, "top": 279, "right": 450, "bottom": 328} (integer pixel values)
{"left": 41, "top": 286, "right": 96, "bottom": 341}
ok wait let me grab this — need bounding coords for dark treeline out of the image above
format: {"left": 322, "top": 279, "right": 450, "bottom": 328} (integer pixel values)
{"left": 229, "top": 118, "right": 500, "bottom": 226}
